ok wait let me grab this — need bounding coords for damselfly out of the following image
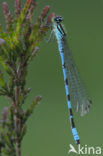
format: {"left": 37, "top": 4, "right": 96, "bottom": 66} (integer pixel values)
{"left": 51, "top": 16, "right": 92, "bottom": 145}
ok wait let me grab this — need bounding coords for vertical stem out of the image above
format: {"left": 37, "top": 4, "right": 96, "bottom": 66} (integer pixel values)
{"left": 0, "top": 148, "right": 2, "bottom": 156}
{"left": 14, "top": 62, "right": 22, "bottom": 156}
{"left": 15, "top": 86, "right": 21, "bottom": 156}
{"left": 17, "top": 142, "right": 21, "bottom": 156}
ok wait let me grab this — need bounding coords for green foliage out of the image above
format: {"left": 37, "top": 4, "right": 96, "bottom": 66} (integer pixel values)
{"left": 0, "top": 70, "right": 7, "bottom": 88}
{"left": 23, "top": 96, "right": 42, "bottom": 124}
{"left": 0, "top": 0, "right": 54, "bottom": 155}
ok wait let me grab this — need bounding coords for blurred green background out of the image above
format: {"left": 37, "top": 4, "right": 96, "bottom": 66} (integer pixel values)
{"left": 0, "top": 0, "right": 103, "bottom": 155}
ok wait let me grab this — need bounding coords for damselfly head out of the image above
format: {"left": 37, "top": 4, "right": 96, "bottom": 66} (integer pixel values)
{"left": 54, "top": 16, "right": 63, "bottom": 23}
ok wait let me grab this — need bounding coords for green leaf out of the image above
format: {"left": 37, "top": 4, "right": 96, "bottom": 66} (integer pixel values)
{"left": 13, "top": 0, "right": 32, "bottom": 45}
{"left": 2, "top": 148, "right": 16, "bottom": 156}
{"left": 28, "top": 47, "right": 39, "bottom": 63}
{"left": 0, "top": 70, "right": 7, "bottom": 89}
{"left": 29, "top": 17, "right": 41, "bottom": 43}
{"left": 18, "top": 88, "right": 31, "bottom": 105}
{"left": 4, "top": 134, "right": 12, "bottom": 149}
{"left": 0, "top": 56, "right": 13, "bottom": 76}
{"left": 0, "top": 25, "right": 8, "bottom": 41}
{"left": 0, "top": 88, "right": 7, "bottom": 95}
{"left": 2, "top": 148, "right": 10, "bottom": 155}
{"left": 21, "top": 124, "right": 27, "bottom": 140}
{"left": 23, "top": 96, "right": 42, "bottom": 123}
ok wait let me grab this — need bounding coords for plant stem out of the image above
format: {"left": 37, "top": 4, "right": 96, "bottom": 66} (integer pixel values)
{"left": 17, "top": 142, "right": 21, "bottom": 156}
{"left": 16, "top": 86, "right": 21, "bottom": 156}
{"left": 0, "top": 148, "right": 2, "bottom": 156}
{"left": 15, "top": 62, "right": 22, "bottom": 156}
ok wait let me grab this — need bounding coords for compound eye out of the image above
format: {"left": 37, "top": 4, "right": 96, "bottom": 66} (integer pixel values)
{"left": 54, "top": 16, "right": 63, "bottom": 23}
{"left": 59, "top": 16, "right": 63, "bottom": 21}
{"left": 54, "top": 17, "right": 59, "bottom": 21}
